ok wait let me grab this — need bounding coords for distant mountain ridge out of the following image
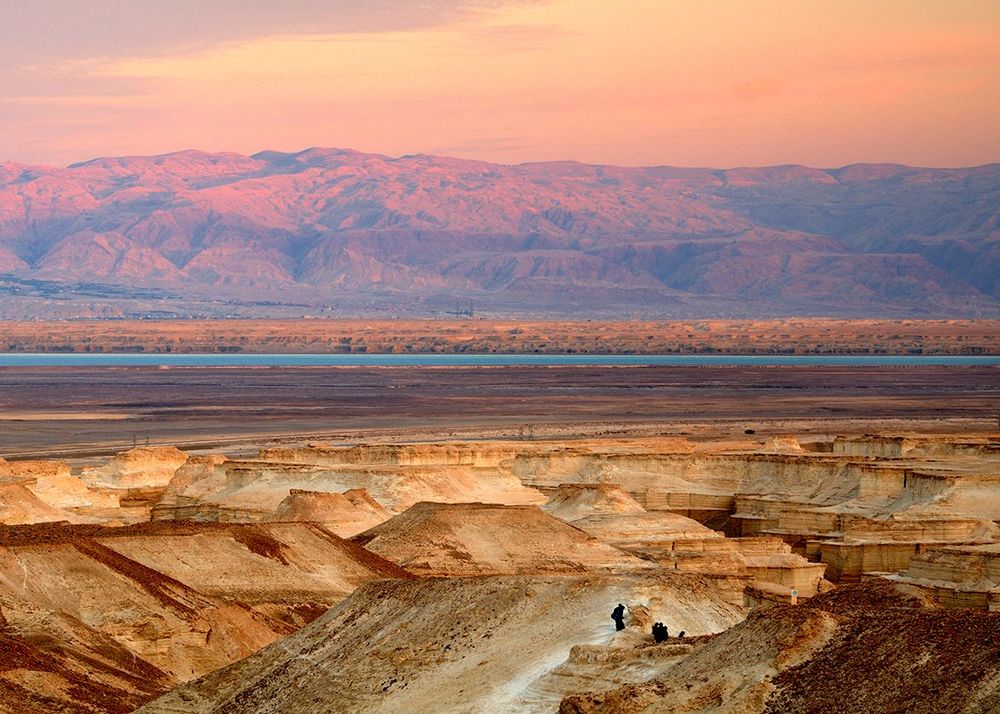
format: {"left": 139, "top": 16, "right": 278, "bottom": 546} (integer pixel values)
{"left": 0, "top": 148, "right": 997, "bottom": 318}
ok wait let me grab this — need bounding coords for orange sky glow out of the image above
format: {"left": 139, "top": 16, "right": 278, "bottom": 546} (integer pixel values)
{"left": 2, "top": 0, "right": 998, "bottom": 167}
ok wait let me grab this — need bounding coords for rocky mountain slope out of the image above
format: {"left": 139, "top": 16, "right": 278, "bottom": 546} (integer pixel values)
{"left": 139, "top": 577, "right": 1000, "bottom": 714}
{"left": 137, "top": 573, "right": 746, "bottom": 714}
{"left": 1, "top": 149, "right": 997, "bottom": 317}
{"left": 0, "top": 521, "right": 412, "bottom": 713}
{"left": 560, "top": 580, "right": 1000, "bottom": 714}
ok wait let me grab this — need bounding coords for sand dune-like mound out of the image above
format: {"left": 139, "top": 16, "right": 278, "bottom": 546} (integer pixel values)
{"left": 543, "top": 483, "right": 646, "bottom": 522}
{"left": 0, "top": 480, "right": 68, "bottom": 524}
{"left": 0, "top": 458, "right": 100, "bottom": 509}
{"left": 82, "top": 446, "right": 188, "bottom": 489}
{"left": 543, "top": 483, "right": 721, "bottom": 558}
{"left": 352, "top": 502, "right": 655, "bottom": 576}
{"left": 138, "top": 573, "right": 746, "bottom": 714}
{"left": 0, "top": 521, "right": 412, "bottom": 713}
{"left": 263, "top": 488, "right": 391, "bottom": 537}
{"left": 571, "top": 512, "right": 721, "bottom": 554}
{"left": 560, "top": 580, "right": 1000, "bottom": 713}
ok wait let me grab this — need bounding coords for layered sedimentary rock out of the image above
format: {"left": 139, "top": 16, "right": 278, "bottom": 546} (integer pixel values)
{"left": 0, "top": 480, "right": 67, "bottom": 525}
{"left": 0, "top": 521, "right": 412, "bottom": 713}
{"left": 0, "top": 428, "right": 997, "bottom": 713}
{"left": 543, "top": 483, "right": 828, "bottom": 598}
{"left": 560, "top": 580, "right": 1000, "bottom": 714}
{"left": 138, "top": 573, "right": 746, "bottom": 714}
{"left": 263, "top": 488, "right": 391, "bottom": 537}
{"left": 152, "top": 454, "right": 544, "bottom": 523}
{"left": 81, "top": 447, "right": 188, "bottom": 489}
{"left": 713, "top": 436, "right": 1000, "bottom": 584}
{"left": 889, "top": 543, "right": 1000, "bottom": 610}
{"left": 0, "top": 458, "right": 117, "bottom": 525}
{"left": 352, "top": 502, "right": 656, "bottom": 576}
{"left": 6, "top": 433, "right": 996, "bottom": 591}
{"left": 543, "top": 484, "right": 647, "bottom": 521}
{"left": 0, "top": 458, "right": 100, "bottom": 509}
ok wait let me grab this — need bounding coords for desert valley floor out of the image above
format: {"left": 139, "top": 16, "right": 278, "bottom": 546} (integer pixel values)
{"left": 0, "top": 364, "right": 998, "bottom": 713}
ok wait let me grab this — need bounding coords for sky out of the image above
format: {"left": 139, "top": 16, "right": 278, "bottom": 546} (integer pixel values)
{"left": 1, "top": 0, "right": 998, "bottom": 168}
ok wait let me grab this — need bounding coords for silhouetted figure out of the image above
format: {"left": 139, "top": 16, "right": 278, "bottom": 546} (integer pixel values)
{"left": 652, "top": 622, "right": 668, "bottom": 643}
{"left": 678, "top": 631, "right": 685, "bottom": 639}
{"left": 611, "top": 603, "right": 626, "bottom": 631}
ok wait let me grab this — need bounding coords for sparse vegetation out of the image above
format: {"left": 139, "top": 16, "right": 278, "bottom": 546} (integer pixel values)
{"left": 0, "top": 318, "right": 996, "bottom": 355}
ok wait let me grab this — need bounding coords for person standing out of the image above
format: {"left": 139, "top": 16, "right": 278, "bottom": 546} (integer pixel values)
{"left": 611, "top": 603, "right": 626, "bottom": 631}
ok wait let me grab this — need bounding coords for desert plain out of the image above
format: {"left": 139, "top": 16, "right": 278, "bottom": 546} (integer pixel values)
{"left": 1, "top": 318, "right": 997, "bottom": 355}
{"left": 0, "top": 350, "right": 998, "bottom": 713}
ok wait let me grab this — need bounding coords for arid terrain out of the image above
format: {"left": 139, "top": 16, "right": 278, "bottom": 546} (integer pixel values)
{"left": 0, "top": 349, "right": 997, "bottom": 713}
{"left": 1, "top": 416, "right": 998, "bottom": 712}
{"left": 2, "top": 150, "right": 998, "bottom": 319}
{"left": 3, "top": 2, "right": 998, "bottom": 711}
{"left": 1, "top": 318, "right": 998, "bottom": 355}
{"left": 0, "top": 364, "right": 997, "bottom": 457}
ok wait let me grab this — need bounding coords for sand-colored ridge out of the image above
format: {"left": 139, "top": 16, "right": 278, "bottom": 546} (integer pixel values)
{"left": 0, "top": 458, "right": 118, "bottom": 525}
{"left": 0, "top": 520, "right": 413, "bottom": 713}
{"left": 151, "top": 453, "right": 546, "bottom": 523}
{"left": 352, "top": 501, "right": 656, "bottom": 577}
{"left": 262, "top": 488, "right": 391, "bottom": 537}
{"left": 81, "top": 446, "right": 189, "bottom": 490}
{"left": 137, "top": 573, "right": 747, "bottom": 714}
{"left": 0, "top": 480, "right": 68, "bottom": 525}
{"left": 542, "top": 483, "right": 646, "bottom": 522}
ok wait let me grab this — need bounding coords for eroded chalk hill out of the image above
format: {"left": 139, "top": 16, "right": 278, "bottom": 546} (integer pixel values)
{"left": 0, "top": 521, "right": 412, "bottom": 714}
{"left": 138, "top": 573, "right": 746, "bottom": 714}
{"left": 351, "top": 502, "right": 656, "bottom": 576}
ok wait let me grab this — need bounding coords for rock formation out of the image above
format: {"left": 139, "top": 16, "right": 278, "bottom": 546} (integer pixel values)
{"left": 152, "top": 450, "right": 545, "bottom": 522}
{"left": 0, "top": 458, "right": 117, "bottom": 524}
{"left": 0, "top": 521, "right": 412, "bottom": 713}
{"left": 137, "top": 573, "right": 746, "bottom": 714}
{"left": 81, "top": 446, "right": 188, "bottom": 490}
{"left": 263, "top": 488, "right": 391, "bottom": 537}
{"left": 560, "top": 580, "right": 1000, "bottom": 713}
{"left": 351, "top": 502, "right": 656, "bottom": 576}
{"left": 1, "top": 429, "right": 997, "bottom": 712}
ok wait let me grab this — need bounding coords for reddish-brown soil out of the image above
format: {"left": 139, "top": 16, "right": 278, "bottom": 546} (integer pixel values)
{"left": 229, "top": 526, "right": 292, "bottom": 566}
{"left": 0, "top": 521, "right": 416, "bottom": 580}
{"left": 560, "top": 580, "right": 1000, "bottom": 714}
{"left": 0, "top": 631, "right": 170, "bottom": 714}
{"left": 764, "top": 583, "right": 1000, "bottom": 713}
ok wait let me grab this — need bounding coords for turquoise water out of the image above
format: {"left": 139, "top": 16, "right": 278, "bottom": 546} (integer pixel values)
{"left": 0, "top": 353, "right": 996, "bottom": 367}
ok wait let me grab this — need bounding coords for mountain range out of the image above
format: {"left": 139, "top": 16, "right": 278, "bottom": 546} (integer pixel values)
{"left": 0, "top": 148, "right": 997, "bottom": 318}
